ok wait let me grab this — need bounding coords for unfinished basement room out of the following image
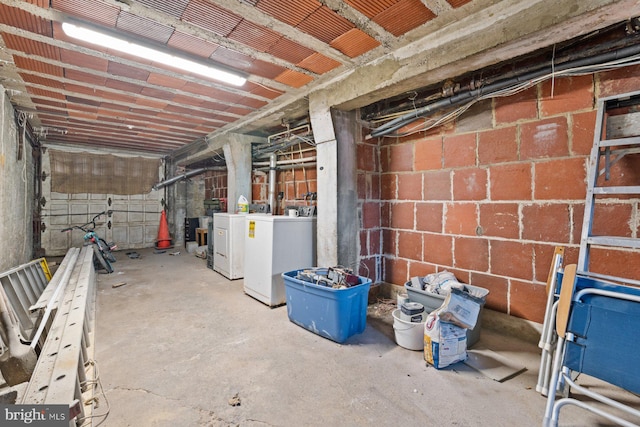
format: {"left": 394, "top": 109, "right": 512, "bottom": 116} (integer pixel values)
{"left": 1, "top": 0, "right": 640, "bottom": 426}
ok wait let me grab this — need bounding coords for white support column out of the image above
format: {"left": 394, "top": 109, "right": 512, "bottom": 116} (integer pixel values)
{"left": 310, "top": 95, "right": 338, "bottom": 266}
{"left": 222, "top": 134, "right": 253, "bottom": 213}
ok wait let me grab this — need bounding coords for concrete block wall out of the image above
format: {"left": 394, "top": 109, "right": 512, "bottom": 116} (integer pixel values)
{"left": 0, "top": 89, "right": 35, "bottom": 271}
{"left": 204, "top": 170, "right": 227, "bottom": 200}
{"left": 251, "top": 152, "right": 318, "bottom": 215}
{"left": 358, "top": 67, "right": 640, "bottom": 323}
{"left": 251, "top": 167, "right": 318, "bottom": 215}
{"left": 204, "top": 165, "right": 318, "bottom": 215}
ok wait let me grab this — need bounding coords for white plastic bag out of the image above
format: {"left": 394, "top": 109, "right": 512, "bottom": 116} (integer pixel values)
{"left": 438, "top": 287, "right": 483, "bottom": 329}
{"left": 424, "top": 308, "right": 467, "bottom": 369}
{"left": 423, "top": 270, "right": 464, "bottom": 295}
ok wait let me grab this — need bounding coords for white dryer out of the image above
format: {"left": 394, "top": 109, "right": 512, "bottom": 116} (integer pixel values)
{"left": 212, "top": 213, "right": 246, "bottom": 280}
{"left": 243, "top": 214, "right": 316, "bottom": 306}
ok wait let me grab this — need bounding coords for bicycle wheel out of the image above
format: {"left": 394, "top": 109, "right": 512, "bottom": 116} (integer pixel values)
{"left": 99, "top": 238, "right": 117, "bottom": 262}
{"left": 92, "top": 245, "right": 114, "bottom": 273}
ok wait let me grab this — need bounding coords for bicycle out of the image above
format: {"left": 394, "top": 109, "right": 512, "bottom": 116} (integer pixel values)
{"left": 62, "top": 211, "right": 117, "bottom": 273}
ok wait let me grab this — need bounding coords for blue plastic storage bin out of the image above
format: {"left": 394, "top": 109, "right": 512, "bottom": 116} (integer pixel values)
{"left": 282, "top": 269, "right": 372, "bottom": 343}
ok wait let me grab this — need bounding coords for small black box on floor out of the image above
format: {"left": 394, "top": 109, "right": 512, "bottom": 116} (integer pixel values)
{"left": 184, "top": 217, "right": 199, "bottom": 247}
{"left": 208, "top": 218, "right": 214, "bottom": 253}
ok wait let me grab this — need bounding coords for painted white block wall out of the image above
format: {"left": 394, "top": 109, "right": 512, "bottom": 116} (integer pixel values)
{"left": 0, "top": 87, "right": 35, "bottom": 271}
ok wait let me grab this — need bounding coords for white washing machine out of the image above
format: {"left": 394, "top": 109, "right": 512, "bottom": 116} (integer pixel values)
{"left": 243, "top": 214, "right": 316, "bottom": 306}
{"left": 213, "top": 213, "right": 246, "bottom": 280}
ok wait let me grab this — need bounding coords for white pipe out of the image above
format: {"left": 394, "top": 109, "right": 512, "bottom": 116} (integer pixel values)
{"left": 253, "top": 156, "right": 317, "bottom": 167}
{"left": 268, "top": 153, "right": 276, "bottom": 215}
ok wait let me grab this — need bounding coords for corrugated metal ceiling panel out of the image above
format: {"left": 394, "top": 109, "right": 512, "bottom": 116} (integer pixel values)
{"left": 164, "top": 104, "right": 202, "bottom": 116}
{"left": 2, "top": 33, "right": 60, "bottom": 60}
{"left": 14, "top": 56, "right": 63, "bottom": 77}
{"left": 209, "top": 114, "right": 235, "bottom": 123}
{"left": 27, "top": 87, "right": 65, "bottom": 100}
{"left": 297, "top": 53, "right": 341, "bottom": 74}
{"left": 228, "top": 20, "right": 281, "bottom": 52}
{"left": 181, "top": 0, "right": 242, "bottom": 36}
{"left": 104, "top": 79, "right": 145, "bottom": 94}
{"left": 244, "top": 58, "right": 286, "bottom": 80}
{"left": 199, "top": 100, "right": 226, "bottom": 111}
{"left": 267, "top": 37, "right": 315, "bottom": 65}
{"left": 225, "top": 106, "right": 253, "bottom": 116}
{"left": 209, "top": 47, "right": 255, "bottom": 72}
{"left": 182, "top": 81, "right": 216, "bottom": 97}
{"left": 66, "top": 96, "right": 100, "bottom": 107}
{"left": 20, "top": 73, "right": 65, "bottom": 90}
{"left": 274, "top": 69, "right": 314, "bottom": 88}
{"left": 344, "top": 0, "right": 399, "bottom": 19}
{"left": 116, "top": 11, "right": 175, "bottom": 44}
{"left": 140, "top": 87, "right": 175, "bottom": 101}
{"left": 64, "top": 68, "right": 107, "bottom": 86}
{"left": 157, "top": 112, "right": 202, "bottom": 124}
{"left": 192, "top": 125, "right": 219, "bottom": 133}
{"left": 129, "top": 107, "right": 158, "bottom": 116}
{"left": 107, "top": 62, "right": 150, "bottom": 81}
{"left": 203, "top": 87, "right": 243, "bottom": 104}
{"left": 59, "top": 49, "right": 109, "bottom": 71}
{"left": 373, "top": 0, "right": 436, "bottom": 36}
{"left": 51, "top": 0, "right": 119, "bottom": 28}
{"left": 168, "top": 31, "right": 219, "bottom": 58}
{"left": 67, "top": 110, "right": 98, "bottom": 120}
{"left": 98, "top": 102, "right": 130, "bottom": 112}
{"left": 297, "top": 5, "right": 354, "bottom": 44}
{"left": 146, "top": 73, "right": 188, "bottom": 90}
{"left": 134, "top": 98, "right": 169, "bottom": 109}
{"left": 330, "top": 28, "right": 380, "bottom": 58}
{"left": 447, "top": 0, "right": 473, "bottom": 7}
{"left": 24, "top": 0, "right": 49, "bottom": 8}
{"left": 244, "top": 82, "right": 283, "bottom": 100}
{"left": 65, "top": 82, "right": 102, "bottom": 96}
{"left": 170, "top": 95, "right": 204, "bottom": 107}
{"left": 34, "top": 99, "right": 66, "bottom": 110}
{"left": 134, "top": 0, "right": 190, "bottom": 18}
{"left": 94, "top": 89, "right": 136, "bottom": 103}
{"left": 256, "top": 0, "right": 320, "bottom": 27}
{"left": 72, "top": 104, "right": 99, "bottom": 113}
{"left": 0, "top": 5, "right": 52, "bottom": 36}
{"left": 235, "top": 97, "right": 267, "bottom": 109}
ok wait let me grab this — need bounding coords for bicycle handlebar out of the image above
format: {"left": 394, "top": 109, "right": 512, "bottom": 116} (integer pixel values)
{"left": 60, "top": 210, "right": 113, "bottom": 233}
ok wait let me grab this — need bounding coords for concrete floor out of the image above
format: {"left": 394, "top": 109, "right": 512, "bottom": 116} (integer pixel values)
{"left": 92, "top": 248, "right": 638, "bottom": 427}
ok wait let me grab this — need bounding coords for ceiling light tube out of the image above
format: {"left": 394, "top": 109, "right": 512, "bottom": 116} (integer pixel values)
{"left": 62, "top": 22, "right": 246, "bottom": 86}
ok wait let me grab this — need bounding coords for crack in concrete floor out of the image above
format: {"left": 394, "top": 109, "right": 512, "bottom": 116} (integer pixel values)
{"left": 107, "top": 386, "right": 276, "bottom": 427}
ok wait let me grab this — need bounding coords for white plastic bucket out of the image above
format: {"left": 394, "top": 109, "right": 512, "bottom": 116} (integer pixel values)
{"left": 392, "top": 309, "right": 426, "bottom": 351}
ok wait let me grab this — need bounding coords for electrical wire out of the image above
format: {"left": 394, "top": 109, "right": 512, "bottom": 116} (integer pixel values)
{"left": 298, "top": 142, "right": 309, "bottom": 198}
{"left": 80, "top": 359, "right": 110, "bottom": 427}
{"left": 19, "top": 111, "right": 28, "bottom": 257}
{"left": 369, "top": 45, "right": 640, "bottom": 138}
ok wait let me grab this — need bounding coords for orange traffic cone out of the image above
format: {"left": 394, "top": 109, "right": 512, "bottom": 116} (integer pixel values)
{"left": 155, "top": 210, "right": 173, "bottom": 249}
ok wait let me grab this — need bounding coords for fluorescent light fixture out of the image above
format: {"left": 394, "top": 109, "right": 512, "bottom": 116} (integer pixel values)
{"left": 62, "top": 22, "right": 246, "bottom": 86}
